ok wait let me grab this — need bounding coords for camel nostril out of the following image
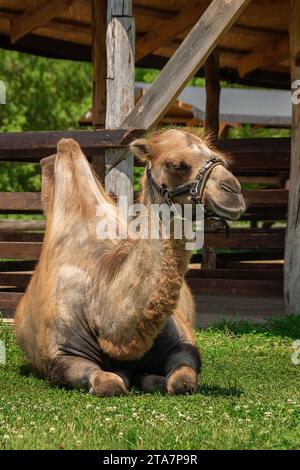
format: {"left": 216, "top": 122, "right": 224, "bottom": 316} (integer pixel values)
{"left": 220, "top": 181, "right": 241, "bottom": 195}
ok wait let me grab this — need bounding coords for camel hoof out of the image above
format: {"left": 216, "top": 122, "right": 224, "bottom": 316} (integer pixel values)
{"left": 90, "top": 371, "right": 128, "bottom": 397}
{"left": 166, "top": 366, "right": 198, "bottom": 395}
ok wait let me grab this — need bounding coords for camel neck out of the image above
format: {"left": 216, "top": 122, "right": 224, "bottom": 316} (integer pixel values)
{"left": 95, "top": 182, "right": 192, "bottom": 361}
{"left": 139, "top": 181, "right": 192, "bottom": 277}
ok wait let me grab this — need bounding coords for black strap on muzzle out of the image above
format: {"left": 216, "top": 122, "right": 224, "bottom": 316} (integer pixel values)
{"left": 146, "top": 155, "right": 231, "bottom": 237}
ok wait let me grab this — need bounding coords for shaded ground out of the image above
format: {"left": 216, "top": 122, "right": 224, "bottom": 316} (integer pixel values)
{"left": 0, "top": 315, "right": 300, "bottom": 450}
{"left": 195, "top": 294, "right": 285, "bottom": 328}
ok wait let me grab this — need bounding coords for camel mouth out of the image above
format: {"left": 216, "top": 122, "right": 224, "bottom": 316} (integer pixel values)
{"left": 207, "top": 198, "right": 245, "bottom": 221}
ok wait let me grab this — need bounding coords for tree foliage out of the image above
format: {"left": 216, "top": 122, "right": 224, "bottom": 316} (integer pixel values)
{"left": 0, "top": 49, "right": 93, "bottom": 191}
{"left": 0, "top": 50, "right": 291, "bottom": 193}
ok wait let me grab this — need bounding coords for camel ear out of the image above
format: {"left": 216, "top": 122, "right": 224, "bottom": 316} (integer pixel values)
{"left": 130, "top": 139, "right": 154, "bottom": 162}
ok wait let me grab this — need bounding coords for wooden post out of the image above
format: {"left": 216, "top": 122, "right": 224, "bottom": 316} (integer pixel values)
{"left": 204, "top": 49, "right": 220, "bottom": 143}
{"left": 285, "top": 0, "right": 300, "bottom": 312}
{"left": 92, "top": 0, "right": 107, "bottom": 128}
{"left": 202, "top": 50, "right": 220, "bottom": 270}
{"left": 91, "top": 0, "right": 107, "bottom": 181}
{"left": 105, "top": 0, "right": 135, "bottom": 206}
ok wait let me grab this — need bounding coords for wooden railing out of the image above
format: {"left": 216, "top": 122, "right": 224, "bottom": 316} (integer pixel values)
{"left": 0, "top": 133, "right": 289, "bottom": 315}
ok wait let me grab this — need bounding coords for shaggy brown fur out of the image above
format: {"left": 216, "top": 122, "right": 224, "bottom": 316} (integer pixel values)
{"left": 15, "top": 129, "right": 245, "bottom": 396}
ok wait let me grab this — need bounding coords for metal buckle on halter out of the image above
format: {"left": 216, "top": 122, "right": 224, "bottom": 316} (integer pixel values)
{"left": 190, "top": 177, "right": 202, "bottom": 197}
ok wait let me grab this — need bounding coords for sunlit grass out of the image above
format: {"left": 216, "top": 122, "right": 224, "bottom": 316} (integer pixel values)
{"left": 0, "top": 316, "right": 300, "bottom": 450}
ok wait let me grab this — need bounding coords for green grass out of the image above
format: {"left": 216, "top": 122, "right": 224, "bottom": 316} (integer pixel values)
{"left": 0, "top": 316, "right": 300, "bottom": 450}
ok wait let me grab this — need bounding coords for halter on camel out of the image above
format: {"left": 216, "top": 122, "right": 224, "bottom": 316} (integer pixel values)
{"left": 146, "top": 156, "right": 231, "bottom": 237}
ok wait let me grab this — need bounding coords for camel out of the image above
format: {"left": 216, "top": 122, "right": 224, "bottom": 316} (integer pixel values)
{"left": 15, "top": 129, "right": 245, "bottom": 396}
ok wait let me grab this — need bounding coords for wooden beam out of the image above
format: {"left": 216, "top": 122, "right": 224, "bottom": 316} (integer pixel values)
{"left": 285, "top": 0, "right": 300, "bottom": 313}
{"left": 105, "top": 1, "right": 135, "bottom": 206}
{"left": 122, "top": 0, "right": 251, "bottom": 131}
{"left": 241, "top": 2, "right": 289, "bottom": 22}
{"left": 1, "top": 10, "right": 91, "bottom": 46}
{"left": 187, "top": 268, "right": 283, "bottom": 281}
{"left": 91, "top": 0, "right": 107, "bottom": 180}
{"left": 10, "top": 0, "right": 73, "bottom": 43}
{"left": 0, "top": 129, "right": 144, "bottom": 160}
{"left": 0, "top": 293, "right": 23, "bottom": 310}
{"left": 187, "top": 277, "right": 283, "bottom": 297}
{"left": 243, "top": 189, "right": 289, "bottom": 206}
{"left": 135, "top": 0, "right": 209, "bottom": 62}
{"left": 204, "top": 49, "right": 220, "bottom": 142}
{"left": 204, "top": 229, "right": 285, "bottom": 250}
{"left": 92, "top": 0, "right": 107, "bottom": 128}
{"left": 0, "top": 193, "right": 42, "bottom": 212}
{"left": 0, "top": 233, "right": 43, "bottom": 243}
{"left": 238, "top": 36, "right": 290, "bottom": 77}
{"left": 203, "top": 49, "right": 220, "bottom": 269}
{"left": 0, "top": 242, "right": 42, "bottom": 260}
{"left": 0, "top": 220, "right": 45, "bottom": 233}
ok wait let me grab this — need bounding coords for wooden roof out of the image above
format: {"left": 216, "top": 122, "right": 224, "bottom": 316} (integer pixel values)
{"left": 0, "top": 0, "right": 291, "bottom": 89}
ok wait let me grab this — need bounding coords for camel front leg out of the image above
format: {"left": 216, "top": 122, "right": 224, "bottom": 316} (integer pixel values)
{"left": 133, "top": 342, "right": 201, "bottom": 395}
{"left": 48, "top": 356, "right": 130, "bottom": 397}
{"left": 165, "top": 343, "right": 201, "bottom": 395}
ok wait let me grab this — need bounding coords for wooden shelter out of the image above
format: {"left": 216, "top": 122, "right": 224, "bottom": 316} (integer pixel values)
{"left": 0, "top": 0, "right": 299, "bottom": 316}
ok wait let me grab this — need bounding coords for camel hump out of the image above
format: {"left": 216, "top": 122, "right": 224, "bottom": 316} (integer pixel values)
{"left": 40, "top": 153, "right": 56, "bottom": 170}
{"left": 56, "top": 138, "right": 83, "bottom": 164}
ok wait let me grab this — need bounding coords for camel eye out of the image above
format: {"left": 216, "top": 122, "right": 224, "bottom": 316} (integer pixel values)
{"left": 166, "top": 161, "right": 191, "bottom": 173}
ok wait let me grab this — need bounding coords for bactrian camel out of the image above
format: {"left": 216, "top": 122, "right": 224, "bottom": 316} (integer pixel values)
{"left": 15, "top": 129, "right": 245, "bottom": 396}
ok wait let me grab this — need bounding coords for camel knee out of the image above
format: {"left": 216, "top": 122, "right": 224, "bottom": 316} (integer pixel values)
{"left": 90, "top": 370, "right": 128, "bottom": 397}
{"left": 164, "top": 343, "right": 201, "bottom": 395}
{"left": 48, "top": 356, "right": 101, "bottom": 390}
{"left": 166, "top": 366, "right": 198, "bottom": 395}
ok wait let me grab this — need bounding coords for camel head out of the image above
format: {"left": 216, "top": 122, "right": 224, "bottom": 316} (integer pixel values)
{"left": 130, "top": 129, "right": 245, "bottom": 221}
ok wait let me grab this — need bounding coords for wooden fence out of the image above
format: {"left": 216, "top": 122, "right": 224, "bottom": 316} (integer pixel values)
{"left": 0, "top": 132, "right": 289, "bottom": 315}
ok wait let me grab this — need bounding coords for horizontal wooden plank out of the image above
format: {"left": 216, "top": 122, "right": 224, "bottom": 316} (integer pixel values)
{"left": 0, "top": 232, "right": 43, "bottom": 242}
{"left": 0, "top": 189, "right": 288, "bottom": 214}
{"left": 216, "top": 261, "right": 283, "bottom": 270}
{"left": 0, "top": 242, "right": 42, "bottom": 260}
{"left": 0, "top": 272, "right": 31, "bottom": 288}
{"left": 204, "top": 229, "right": 284, "bottom": 249}
{"left": 0, "top": 280, "right": 283, "bottom": 311}
{"left": 0, "top": 229, "right": 284, "bottom": 259}
{"left": 0, "top": 220, "right": 45, "bottom": 232}
{"left": 243, "top": 189, "right": 288, "bottom": 206}
{"left": 187, "top": 268, "right": 283, "bottom": 280}
{"left": 0, "top": 292, "right": 23, "bottom": 309}
{"left": 0, "top": 193, "right": 42, "bottom": 212}
{"left": 192, "top": 250, "right": 284, "bottom": 264}
{"left": 217, "top": 251, "right": 284, "bottom": 262}
{"left": 237, "top": 175, "right": 282, "bottom": 186}
{"left": 0, "top": 129, "right": 144, "bottom": 160}
{"left": 0, "top": 267, "right": 283, "bottom": 290}
{"left": 0, "top": 260, "right": 37, "bottom": 271}
{"left": 187, "top": 277, "right": 283, "bottom": 296}
{"left": 134, "top": 138, "right": 291, "bottom": 170}
{"left": 241, "top": 207, "right": 287, "bottom": 220}
{"left": 221, "top": 139, "right": 290, "bottom": 171}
